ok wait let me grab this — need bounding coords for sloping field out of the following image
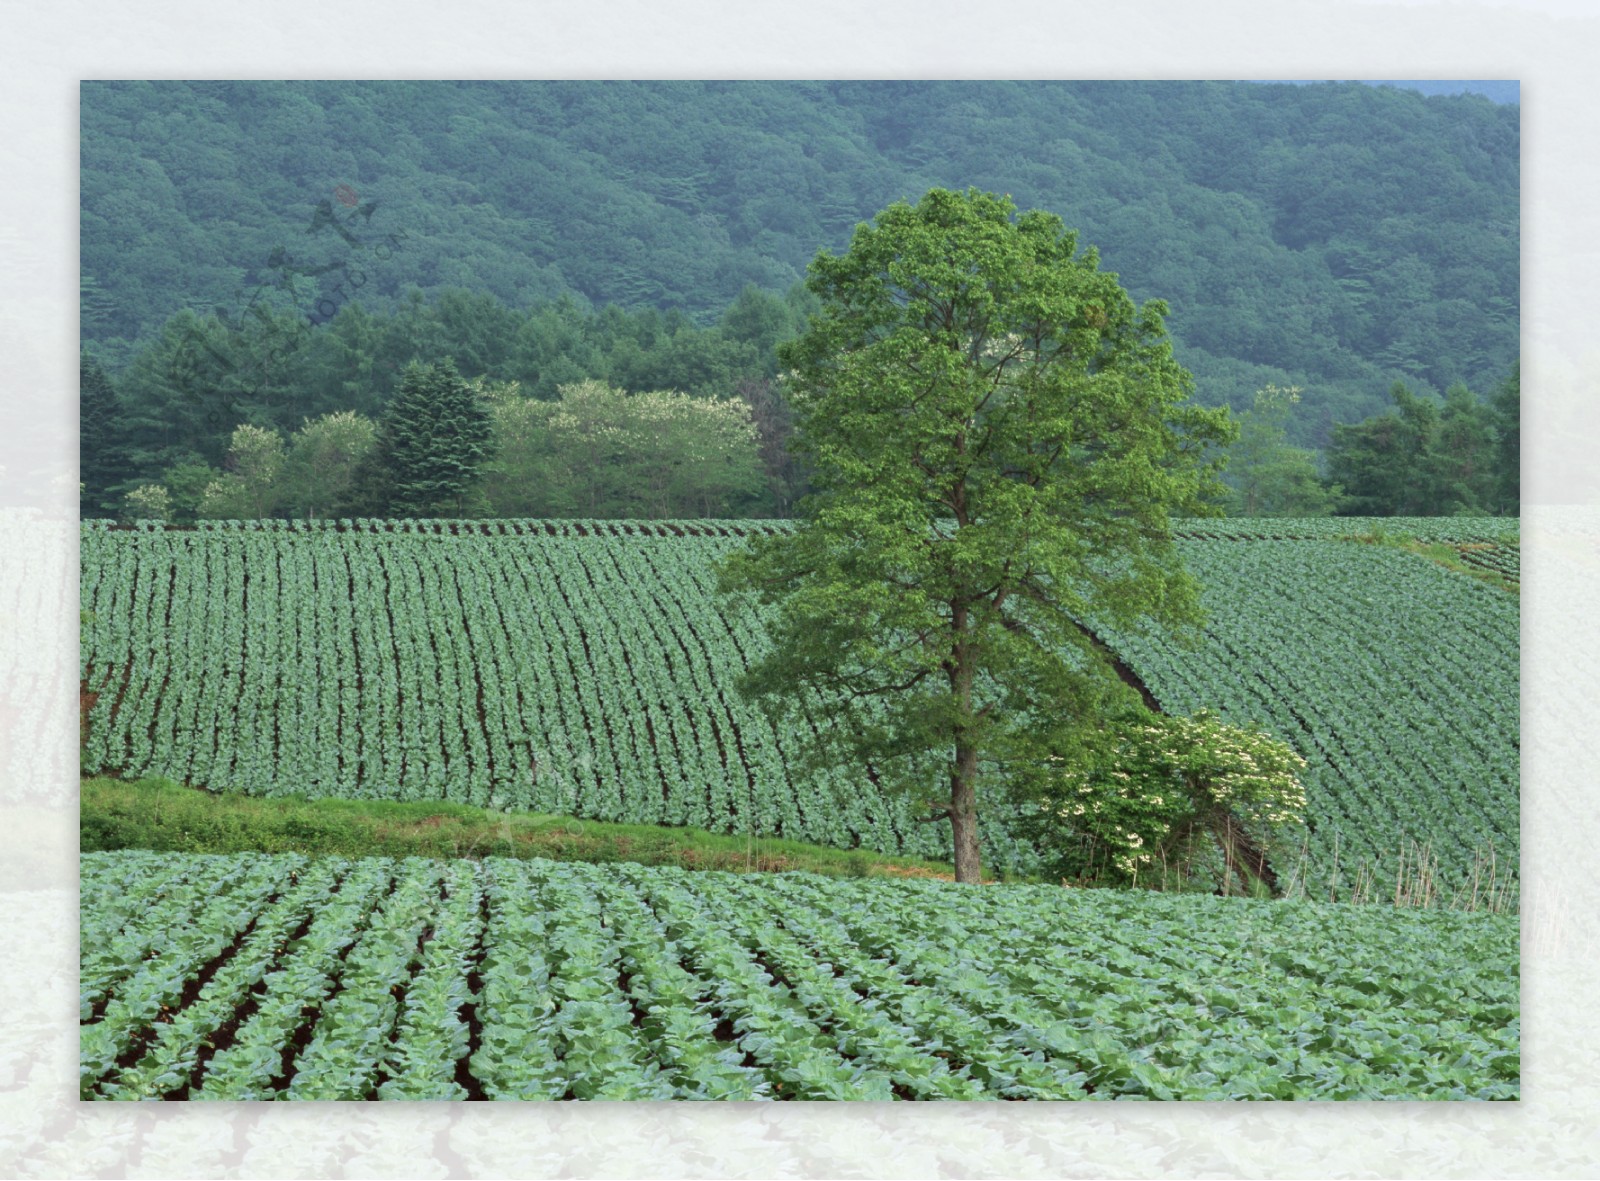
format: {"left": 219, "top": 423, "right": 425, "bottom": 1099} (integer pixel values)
{"left": 79, "top": 519, "right": 1034, "bottom": 871}
{"left": 1094, "top": 535, "right": 1518, "bottom": 904}
{"left": 79, "top": 518, "right": 1518, "bottom": 891}
{"left": 80, "top": 850, "right": 1519, "bottom": 1101}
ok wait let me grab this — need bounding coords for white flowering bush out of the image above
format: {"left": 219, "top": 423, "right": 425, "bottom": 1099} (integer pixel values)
{"left": 121, "top": 483, "right": 172, "bottom": 523}
{"left": 1015, "top": 710, "right": 1308, "bottom": 889}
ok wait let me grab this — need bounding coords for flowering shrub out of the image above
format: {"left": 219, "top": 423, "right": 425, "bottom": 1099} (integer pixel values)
{"left": 1015, "top": 710, "right": 1308, "bottom": 888}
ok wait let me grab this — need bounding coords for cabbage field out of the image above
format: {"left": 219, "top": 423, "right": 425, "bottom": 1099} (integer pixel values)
{"left": 1093, "top": 535, "right": 1519, "bottom": 905}
{"left": 79, "top": 517, "right": 1520, "bottom": 894}
{"left": 80, "top": 850, "right": 1520, "bottom": 1101}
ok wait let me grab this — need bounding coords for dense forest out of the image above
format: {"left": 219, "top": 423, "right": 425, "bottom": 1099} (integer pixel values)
{"left": 80, "top": 80, "right": 1519, "bottom": 520}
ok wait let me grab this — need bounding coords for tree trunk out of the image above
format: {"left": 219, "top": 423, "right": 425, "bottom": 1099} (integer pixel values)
{"left": 950, "top": 743, "right": 983, "bottom": 883}
{"left": 948, "top": 588, "right": 983, "bottom": 885}
{"left": 1208, "top": 809, "right": 1241, "bottom": 896}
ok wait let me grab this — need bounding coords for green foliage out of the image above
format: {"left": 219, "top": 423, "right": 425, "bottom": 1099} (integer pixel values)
{"left": 1328, "top": 375, "right": 1512, "bottom": 516}
{"left": 1492, "top": 361, "right": 1519, "bottom": 510}
{"left": 80, "top": 352, "right": 131, "bottom": 516}
{"left": 1093, "top": 535, "right": 1518, "bottom": 906}
{"left": 1328, "top": 382, "right": 1439, "bottom": 515}
{"left": 81, "top": 80, "right": 1519, "bottom": 447}
{"left": 1015, "top": 711, "right": 1308, "bottom": 887}
{"left": 280, "top": 410, "right": 379, "bottom": 518}
{"left": 78, "top": 520, "right": 1037, "bottom": 874}
{"left": 376, "top": 359, "right": 492, "bottom": 517}
{"left": 719, "top": 188, "right": 1236, "bottom": 881}
{"left": 81, "top": 849, "right": 1521, "bottom": 1100}
{"left": 157, "top": 461, "right": 225, "bottom": 524}
{"left": 79, "top": 777, "right": 963, "bottom": 880}
{"left": 78, "top": 517, "right": 1518, "bottom": 898}
{"left": 480, "top": 380, "right": 766, "bottom": 519}
{"left": 120, "top": 483, "right": 171, "bottom": 523}
{"left": 1224, "top": 385, "right": 1340, "bottom": 517}
{"left": 196, "top": 424, "right": 285, "bottom": 519}
{"left": 99, "top": 288, "right": 797, "bottom": 512}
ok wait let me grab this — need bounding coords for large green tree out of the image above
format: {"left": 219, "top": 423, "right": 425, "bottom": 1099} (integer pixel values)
{"left": 1433, "top": 382, "right": 1499, "bottom": 514}
{"left": 717, "top": 189, "right": 1235, "bottom": 883}
{"left": 374, "top": 359, "right": 494, "bottom": 517}
{"left": 1327, "top": 381, "right": 1440, "bottom": 516}
{"left": 280, "top": 411, "right": 379, "bottom": 519}
{"left": 479, "top": 379, "right": 765, "bottom": 519}
{"left": 1328, "top": 376, "right": 1509, "bottom": 516}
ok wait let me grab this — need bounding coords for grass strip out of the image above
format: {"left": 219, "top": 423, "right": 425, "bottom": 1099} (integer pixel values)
{"left": 80, "top": 777, "right": 979, "bottom": 881}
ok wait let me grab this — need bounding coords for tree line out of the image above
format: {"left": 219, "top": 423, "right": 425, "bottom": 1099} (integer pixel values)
{"left": 80, "top": 288, "right": 1518, "bottom": 524}
{"left": 93, "top": 362, "right": 780, "bottom": 524}
{"left": 1220, "top": 367, "right": 1518, "bottom": 518}
{"left": 81, "top": 292, "right": 1518, "bottom": 526}
{"left": 79, "top": 285, "right": 811, "bottom": 521}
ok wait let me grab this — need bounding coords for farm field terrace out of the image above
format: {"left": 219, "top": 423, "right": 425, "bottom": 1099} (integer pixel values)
{"left": 80, "top": 850, "right": 1520, "bottom": 1101}
{"left": 79, "top": 517, "right": 1519, "bottom": 892}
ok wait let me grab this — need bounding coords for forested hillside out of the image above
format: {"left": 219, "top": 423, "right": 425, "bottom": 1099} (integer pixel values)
{"left": 82, "top": 80, "right": 1518, "bottom": 445}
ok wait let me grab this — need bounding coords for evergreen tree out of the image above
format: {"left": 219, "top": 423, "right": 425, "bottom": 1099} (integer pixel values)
{"left": 1328, "top": 377, "right": 1509, "bottom": 517}
{"left": 377, "top": 359, "right": 493, "bottom": 517}
{"left": 1433, "top": 382, "right": 1499, "bottom": 514}
{"left": 80, "top": 351, "right": 131, "bottom": 515}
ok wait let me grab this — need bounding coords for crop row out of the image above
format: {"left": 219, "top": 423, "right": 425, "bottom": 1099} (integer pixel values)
{"left": 83, "top": 516, "right": 1521, "bottom": 545}
{"left": 1167, "top": 518, "right": 1520, "bottom": 544}
{"left": 81, "top": 851, "right": 1520, "bottom": 1101}
{"left": 1453, "top": 542, "right": 1520, "bottom": 584}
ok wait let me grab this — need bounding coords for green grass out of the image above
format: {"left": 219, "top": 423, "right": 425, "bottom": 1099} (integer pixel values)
{"left": 1401, "top": 540, "right": 1520, "bottom": 593}
{"left": 1349, "top": 529, "right": 1519, "bottom": 593}
{"left": 79, "top": 777, "right": 986, "bottom": 882}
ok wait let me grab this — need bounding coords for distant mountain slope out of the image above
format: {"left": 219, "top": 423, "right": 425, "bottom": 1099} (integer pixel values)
{"left": 81, "top": 80, "right": 1518, "bottom": 436}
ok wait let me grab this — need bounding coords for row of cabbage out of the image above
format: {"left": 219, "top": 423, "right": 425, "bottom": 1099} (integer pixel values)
{"left": 79, "top": 523, "right": 1518, "bottom": 891}
{"left": 82, "top": 518, "right": 786, "bottom": 538}
{"left": 1455, "top": 542, "right": 1520, "bottom": 583}
{"left": 1167, "top": 517, "right": 1520, "bottom": 543}
{"left": 83, "top": 516, "right": 1520, "bottom": 543}
{"left": 1092, "top": 538, "right": 1519, "bottom": 905}
{"left": 80, "top": 525, "right": 1034, "bottom": 871}
{"left": 81, "top": 851, "right": 1519, "bottom": 1101}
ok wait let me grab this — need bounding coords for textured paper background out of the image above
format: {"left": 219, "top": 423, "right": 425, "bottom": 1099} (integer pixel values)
{"left": 3, "top": 2, "right": 1595, "bottom": 1174}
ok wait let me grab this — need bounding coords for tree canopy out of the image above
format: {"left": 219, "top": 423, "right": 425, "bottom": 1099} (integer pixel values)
{"left": 718, "top": 189, "right": 1236, "bottom": 883}
{"left": 80, "top": 352, "right": 128, "bottom": 516}
{"left": 1224, "top": 385, "right": 1340, "bottom": 517}
{"left": 1327, "top": 378, "right": 1510, "bottom": 516}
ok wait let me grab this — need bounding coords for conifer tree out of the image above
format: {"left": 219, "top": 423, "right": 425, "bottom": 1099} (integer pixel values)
{"left": 376, "top": 359, "right": 493, "bottom": 517}
{"left": 1492, "top": 361, "right": 1519, "bottom": 512}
